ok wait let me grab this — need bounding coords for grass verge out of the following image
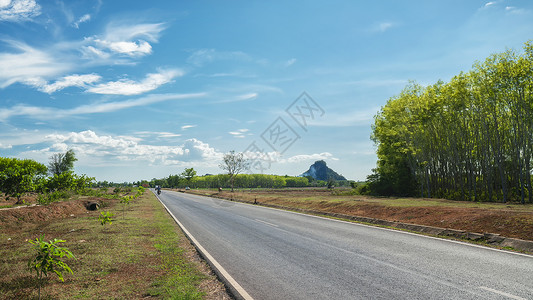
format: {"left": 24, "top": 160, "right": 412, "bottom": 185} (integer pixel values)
{"left": 0, "top": 190, "right": 228, "bottom": 299}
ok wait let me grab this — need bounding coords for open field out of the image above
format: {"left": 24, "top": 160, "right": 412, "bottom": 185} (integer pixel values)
{"left": 186, "top": 188, "right": 533, "bottom": 241}
{"left": 0, "top": 190, "right": 229, "bottom": 299}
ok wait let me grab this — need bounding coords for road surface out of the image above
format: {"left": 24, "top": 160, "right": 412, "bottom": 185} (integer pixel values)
{"left": 156, "top": 190, "right": 533, "bottom": 300}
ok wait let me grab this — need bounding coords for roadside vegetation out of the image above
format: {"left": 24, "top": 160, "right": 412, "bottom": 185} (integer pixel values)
{"left": 0, "top": 151, "right": 228, "bottom": 299}
{"left": 369, "top": 41, "right": 533, "bottom": 203}
{"left": 0, "top": 188, "right": 228, "bottom": 299}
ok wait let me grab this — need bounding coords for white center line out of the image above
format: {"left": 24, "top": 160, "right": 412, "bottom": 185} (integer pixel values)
{"left": 479, "top": 286, "right": 527, "bottom": 300}
{"left": 254, "top": 219, "right": 279, "bottom": 227}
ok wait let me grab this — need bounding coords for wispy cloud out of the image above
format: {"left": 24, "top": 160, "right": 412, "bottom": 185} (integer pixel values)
{"left": 73, "top": 14, "right": 91, "bottom": 28}
{"left": 228, "top": 128, "right": 250, "bottom": 138}
{"left": 281, "top": 152, "right": 337, "bottom": 163}
{"left": 370, "top": 21, "right": 396, "bottom": 33}
{"left": 136, "top": 131, "right": 182, "bottom": 138}
{"left": 0, "top": 40, "right": 70, "bottom": 88}
{"left": 0, "top": 93, "right": 205, "bottom": 121}
{"left": 31, "top": 73, "right": 102, "bottom": 93}
{"left": 187, "top": 48, "right": 252, "bottom": 67}
{"left": 285, "top": 58, "right": 297, "bottom": 67}
{"left": 0, "top": 0, "right": 41, "bottom": 22}
{"left": 87, "top": 69, "right": 183, "bottom": 95}
{"left": 181, "top": 125, "right": 197, "bottom": 130}
{"left": 505, "top": 6, "right": 528, "bottom": 14}
{"left": 85, "top": 22, "right": 167, "bottom": 58}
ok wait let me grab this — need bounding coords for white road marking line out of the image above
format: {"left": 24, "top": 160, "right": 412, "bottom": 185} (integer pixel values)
{"left": 254, "top": 219, "right": 279, "bottom": 227}
{"left": 154, "top": 191, "right": 254, "bottom": 300}
{"left": 479, "top": 286, "right": 527, "bottom": 300}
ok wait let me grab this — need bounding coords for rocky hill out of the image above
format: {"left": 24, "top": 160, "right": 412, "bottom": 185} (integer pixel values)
{"left": 300, "top": 160, "right": 346, "bottom": 181}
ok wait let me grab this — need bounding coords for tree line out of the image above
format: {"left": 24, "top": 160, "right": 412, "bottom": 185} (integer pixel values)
{"left": 0, "top": 150, "right": 94, "bottom": 204}
{"left": 369, "top": 41, "right": 533, "bottom": 203}
{"left": 150, "top": 173, "right": 317, "bottom": 189}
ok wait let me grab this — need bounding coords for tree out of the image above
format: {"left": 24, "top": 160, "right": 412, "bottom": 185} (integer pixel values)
{"left": 219, "top": 151, "right": 250, "bottom": 192}
{"left": 0, "top": 157, "right": 47, "bottom": 204}
{"left": 369, "top": 41, "right": 533, "bottom": 203}
{"left": 181, "top": 168, "right": 197, "bottom": 187}
{"left": 28, "top": 235, "right": 75, "bottom": 300}
{"left": 167, "top": 174, "right": 181, "bottom": 188}
{"left": 48, "top": 150, "right": 77, "bottom": 176}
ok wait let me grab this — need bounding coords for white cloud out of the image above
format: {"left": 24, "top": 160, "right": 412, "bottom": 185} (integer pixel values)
{"left": 86, "top": 22, "right": 166, "bottom": 58}
{"left": 94, "top": 39, "right": 152, "bottom": 57}
{"left": 135, "top": 131, "right": 181, "bottom": 138}
{"left": 181, "top": 125, "right": 196, "bottom": 130}
{"left": 73, "top": 14, "right": 91, "bottom": 28}
{"left": 281, "top": 152, "right": 337, "bottom": 163}
{"left": 31, "top": 73, "right": 102, "bottom": 93}
{"left": 187, "top": 48, "right": 252, "bottom": 67}
{"left": 505, "top": 6, "right": 528, "bottom": 14}
{"left": 0, "top": 93, "right": 205, "bottom": 121}
{"left": 368, "top": 21, "right": 396, "bottom": 33}
{"left": 87, "top": 69, "right": 183, "bottom": 95}
{"left": 0, "top": 0, "right": 40, "bottom": 22}
{"left": 0, "top": 142, "right": 12, "bottom": 149}
{"left": 285, "top": 58, "right": 297, "bottom": 67}
{"left": 485, "top": 2, "right": 496, "bottom": 7}
{"left": 43, "top": 130, "right": 222, "bottom": 164}
{"left": 0, "top": 41, "right": 70, "bottom": 88}
{"left": 229, "top": 128, "right": 250, "bottom": 138}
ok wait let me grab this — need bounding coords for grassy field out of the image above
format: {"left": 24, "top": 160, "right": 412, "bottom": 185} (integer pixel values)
{"left": 0, "top": 190, "right": 229, "bottom": 299}
{"left": 186, "top": 187, "right": 533, "bottom": 241}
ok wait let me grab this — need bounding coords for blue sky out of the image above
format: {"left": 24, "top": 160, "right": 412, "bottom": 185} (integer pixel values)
{"left": 1, "top": 0, "right": 533, "bottom": 182}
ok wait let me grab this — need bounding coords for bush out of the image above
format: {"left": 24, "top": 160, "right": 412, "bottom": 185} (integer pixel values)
{"left": 37, "top": 190, "right": 72, "bottom": 205}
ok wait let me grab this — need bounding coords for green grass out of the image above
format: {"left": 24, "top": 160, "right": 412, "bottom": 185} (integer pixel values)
{"left": 0, "top": 190, "right": 212, "bottom": 299}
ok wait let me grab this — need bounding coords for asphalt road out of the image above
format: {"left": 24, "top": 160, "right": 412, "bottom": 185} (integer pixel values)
{"left": 157, "top": 190, "right": 533, "bottom": 300}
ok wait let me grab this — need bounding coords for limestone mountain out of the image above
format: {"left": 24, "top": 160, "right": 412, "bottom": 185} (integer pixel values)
{"left": 300, "top": 160, "right": 347, "bottom": 181}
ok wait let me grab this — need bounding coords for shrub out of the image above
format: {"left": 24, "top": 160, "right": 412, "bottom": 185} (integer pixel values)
{"left": 28, "top": 235, "right": 75, "bottom": 299}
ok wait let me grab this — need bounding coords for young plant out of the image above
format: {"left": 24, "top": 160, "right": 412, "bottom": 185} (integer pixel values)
{"left": 119, "top": 196, "right": 132, "bottom": 219}
{"left": 28, "top": 235, "right": 75, "bottom": 300}
{"left": 99, "top": 211, "right": 115, "bottom": 226}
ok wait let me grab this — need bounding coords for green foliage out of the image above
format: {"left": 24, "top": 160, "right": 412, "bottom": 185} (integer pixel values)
{"left": 120, "top": 196, "right": 132, "bottom": 219}
{"left": 28, "top": 235, "right": 75, "bottom": 299}
{"left": 370, "top": 40, "right": 533, "bottom": 203}
{"left": 37, "top": 190, "right": 72, "bottom": 205}
{"left": 99, "top": 211, "right": 114, "bottom": 226}
{"left": 48, "top": 149, "right": 77, "bottom": 176}
{"left": 41, "top": 171, "right": 95, "bottom": 196}
{"left": 0, "top": 157, "right": 47, "bottom": 204}
{"left": 181, "top": 168, "right": 197, "bottom": 187}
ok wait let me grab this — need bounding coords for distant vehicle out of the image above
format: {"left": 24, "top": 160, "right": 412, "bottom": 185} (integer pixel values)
{"left": 155, "top": 185, "right": 161, "bottom": 195}
{"left": 185, "top": 186, "right": 190, "bottom": 190}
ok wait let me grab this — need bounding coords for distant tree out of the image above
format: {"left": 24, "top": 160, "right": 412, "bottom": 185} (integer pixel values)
{"left": 181, "top": 168, "right": 197, "bottom": 187}
{"left": 167, "top": 174, "right": 181, "bottom": 188}
{"left": 0, "top": 157, "right": 47, "bottom": 204}
{"left": 48, "top": 150, "right": 77, "bottom": 176}
{"left": 219, "top": 151, "right": 250, "bottom": 192}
